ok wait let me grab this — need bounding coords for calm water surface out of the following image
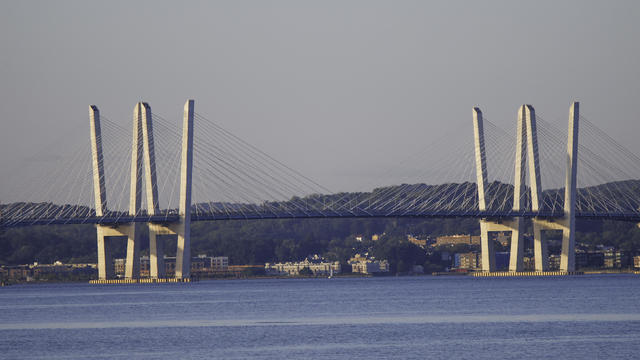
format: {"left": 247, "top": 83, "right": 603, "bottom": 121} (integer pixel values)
{"left": 1, "top": 275, "right": 640, "bottom": 359}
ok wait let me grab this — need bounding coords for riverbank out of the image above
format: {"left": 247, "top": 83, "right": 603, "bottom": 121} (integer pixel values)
{"left": 0, "top": 272, "right": 375, "bottom": 285}
{"left": 2, "top": 270, "right": 639, "bottom": 286}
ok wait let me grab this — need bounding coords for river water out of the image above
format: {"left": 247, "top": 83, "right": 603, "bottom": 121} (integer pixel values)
{"left": 1, "top": 274, "right": 639, "bottom": 359}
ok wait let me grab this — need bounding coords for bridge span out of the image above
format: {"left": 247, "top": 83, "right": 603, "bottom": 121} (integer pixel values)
{"left": 2, "top": 100, "right": 640, "bottom": 280}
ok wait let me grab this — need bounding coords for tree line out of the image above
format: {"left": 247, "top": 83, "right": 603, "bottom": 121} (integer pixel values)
{"left": 2, "top": 215, "right": 640, "bottom": 273}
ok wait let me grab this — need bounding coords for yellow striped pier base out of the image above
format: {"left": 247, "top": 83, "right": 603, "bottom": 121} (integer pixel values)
{"left": 472, "top": 271, "right": 584, "bottom": 277}
{"left": 89, "top": 278, "right": 192, "bottom": 284}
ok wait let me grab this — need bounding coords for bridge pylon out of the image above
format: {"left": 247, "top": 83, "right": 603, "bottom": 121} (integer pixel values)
{"left": 510, "top": 104, "right": 540, "bottom": 272}
{"left": 89, "top": 105, "right": 113, "bottom": 279}
{"left": 560, "top": 102, "right": 579, "bottom": 272}
{"left": 521, "top": 103, "right": 579, "bottom": 272}
{"left": 473, "top": 107, "right": 526, "bottom": 272}
{"left": 472, "top": 107, "right": 495, "bottom": 272}
{"left": 89, "top": 100, "right": 194, "bottom": 280}
{"left": 473, "top": 103, "right": 579, "bottom": 273}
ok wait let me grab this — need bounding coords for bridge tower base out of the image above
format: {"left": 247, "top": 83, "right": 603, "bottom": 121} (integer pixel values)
{"left": 96, "top": 226, "right": 114, "bottom": 280}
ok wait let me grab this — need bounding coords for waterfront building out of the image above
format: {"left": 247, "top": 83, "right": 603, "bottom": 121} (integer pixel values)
{"left": 604, "top": 250, "right": 630, "bottom": 268}
{"left": 549, "top": 254, "right": 561, "bottom": 270}
{"left": 634, "top": 255, "right": 640, "bottom": 269}
{"left": 114, "top": 258, "right": 126, "bottom": 276}
{"left": 5, "top": 265, "right": 31, "bottom": 281}
{"left": 348, "top": 254, "right": 389, "bottom": 274}
{"left": 0, "top": 262, "right": 97, "bottom": 282}
{"left": 523, "top": 256, "right": 535, "bottom": 271}
{"left": 212, "top": 256, "right": 229, "bottom": 271}
{"left": 118, "top": 254, "right": 229, "bottom": 277}
{"left": 265, "top": 255, "right": 341, "bottom": 276}
{"left": 452, "top": 252, "right": 508, "bottom": 270}
{"left": 31, "top": 261, "right": 71, "bottom": 277}
{"left": 454, "top": 252, "right": 481, "bottom": 269}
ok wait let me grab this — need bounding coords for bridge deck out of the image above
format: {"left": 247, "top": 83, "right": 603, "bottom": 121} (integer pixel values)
{"left": 3, "top": 211, "right": 640, "bottom": 228}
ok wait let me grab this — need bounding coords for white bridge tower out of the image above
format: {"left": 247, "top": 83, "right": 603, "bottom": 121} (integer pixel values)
{"left": 473, "top": 102, "right": 579, "bottom": 273}
{"left": 89, "top": 100, "right": 194, "bottom": 280}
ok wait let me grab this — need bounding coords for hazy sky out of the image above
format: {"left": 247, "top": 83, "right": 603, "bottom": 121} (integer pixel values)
{"left": 1, "top": 0, "right": 639, "bottom": 199}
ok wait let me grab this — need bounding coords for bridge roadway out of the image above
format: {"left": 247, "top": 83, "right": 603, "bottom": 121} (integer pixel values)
{"left": 3, "top": 210, "right": 640, "bottom": 228}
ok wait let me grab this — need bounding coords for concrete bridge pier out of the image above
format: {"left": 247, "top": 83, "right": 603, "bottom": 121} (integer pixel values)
{"left": 478, "top": 220, "right": 496, "bottom": 272}
{"left": 122, "top": 223, "right": 141, "bottom": 279}
{"left": 95, "top": 226, "right": 114, "bottom": 280}
{"left": 149, "top": 224, "right": 167, "bottom": 279}
{"left": 507, "top": 218, "right": 525, "bottom": 272}
{"left": 532, "top": 220, "right": 552, "bottom": 271}
{"left": 479, "top": 219, "right": 524, "bottom": 272}
{"left": 94, "top": 225, "right": 140, "bottom": 279}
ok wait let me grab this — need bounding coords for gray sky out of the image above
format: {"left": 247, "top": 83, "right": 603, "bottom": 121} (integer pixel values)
{"left": 1, "top": 0, "right": 639, "bottom": 201}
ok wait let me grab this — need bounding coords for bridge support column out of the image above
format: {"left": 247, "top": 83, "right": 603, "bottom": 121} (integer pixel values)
{"left": 139, "top": 103, "right": 166, "bottom": 279}
{"left": 149, "top": 224, "right": 167, "bottom": 279}
{"left": 174, "top": 100, "right": 194, "bottom": 279}
{"left": 96, "top": 226, "right": 114, "bottom": 280}
{"left": 120, "top": 102, "right": 146, "bottom": 280}
{"left": 532, "top": 219, "right": 552, "bottom": 271}
{"left": 507, "top": 218, "right": 525, "bottom": 272}
{"left": 90, "top": 106, "right": 115, "bottom": 280}
{"left": 122, "top": 223, "right": 141, "bottom": 279}
{"left": 560, "top": 102, "right": 579, "bottom": 272}
{"left": 478, "top": 219, "right": 523, "bottom": 272}
{"left": 508, "top": 105, "right": 542, "bottom": 272}
{"left": 97, "top": 225, "right": 135, "bottom": 279}
{"left": 172, "top": 221, "right": 191, "bottom": 279}
{"left": 479, "top": 220, "right": 496, "bottom": 272}
{"left": 473, "top": 107, "right": 495, "bottom": 272}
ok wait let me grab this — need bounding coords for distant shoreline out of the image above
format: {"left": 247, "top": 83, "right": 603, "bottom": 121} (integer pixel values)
{"left": 3, "top": 270, "right": 640, "bottom": 286}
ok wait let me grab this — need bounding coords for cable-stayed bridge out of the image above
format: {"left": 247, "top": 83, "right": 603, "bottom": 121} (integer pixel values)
{"left": 2, "top": 100, "right": 640, "bottom": 279}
